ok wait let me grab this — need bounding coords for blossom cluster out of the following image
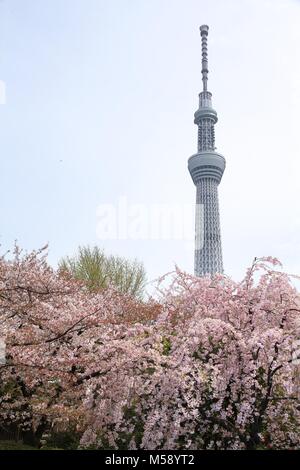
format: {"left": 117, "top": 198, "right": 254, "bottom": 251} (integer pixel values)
{"left": 1, "top": 247, "right": 299, "bottom": 449}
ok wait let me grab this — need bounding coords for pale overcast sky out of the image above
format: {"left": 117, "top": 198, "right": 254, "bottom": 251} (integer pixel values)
{"left": 0, "top": 0, "right": 300, "bottom": 286}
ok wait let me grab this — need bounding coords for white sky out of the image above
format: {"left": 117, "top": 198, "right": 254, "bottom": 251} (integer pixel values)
{"left": 0, "top": 0, "right": 300, "bottom": 286}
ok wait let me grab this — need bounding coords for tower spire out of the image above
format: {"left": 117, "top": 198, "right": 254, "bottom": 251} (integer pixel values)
{"left": 200, "top": 24, "right": 209, "bottom": 92}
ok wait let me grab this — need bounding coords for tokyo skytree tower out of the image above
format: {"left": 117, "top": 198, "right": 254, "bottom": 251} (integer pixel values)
{"left": 188, "top": 25, "right": 226, "bottom": 276}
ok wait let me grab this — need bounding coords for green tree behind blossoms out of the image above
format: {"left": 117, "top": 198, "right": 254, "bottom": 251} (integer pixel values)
{"left": 59, "top": 246, "right": 146, "bottom": 299}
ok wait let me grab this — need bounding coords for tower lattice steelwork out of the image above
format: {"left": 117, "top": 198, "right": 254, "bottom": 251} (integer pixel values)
{"left": 188, "top": 25, "right": 226, "bottom": 276}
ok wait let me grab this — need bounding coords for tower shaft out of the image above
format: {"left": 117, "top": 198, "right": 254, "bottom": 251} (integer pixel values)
{"left": 195, "top": 178, "right": 223, "bottom": 276}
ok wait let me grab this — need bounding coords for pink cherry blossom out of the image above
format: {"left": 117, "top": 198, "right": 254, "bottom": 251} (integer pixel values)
{"left": 1, "top": 247, "right": 299, "bottom": 449}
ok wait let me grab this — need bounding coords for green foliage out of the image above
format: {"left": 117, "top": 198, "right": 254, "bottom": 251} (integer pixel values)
{"left": 257, "top": 366, "right": 267, "bottom": 387}
{"left": 44, "top": 430, "right": 81, "bottom": 450}
{"left": 118, "top": 404, "right": 144, "bottom": 449}
{"left": 0, "top": 440, "right": 37, "bottom": 450}
{"left": 0, "top": 379, "right": 22, "bottom": 399}
{"left": 59, "top": 246, "right": 146, "bottom": 299}
{"left": 0, "top": 440, "right": 64, "bottom": 450}
{"left": 162, "top": 337, "right": 171, "bottom": 355}
{"left": 145, "top": 367, "right": 156, "bottom": 375}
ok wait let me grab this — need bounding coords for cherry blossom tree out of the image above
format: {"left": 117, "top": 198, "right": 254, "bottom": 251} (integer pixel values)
{"left": 1, "top": 246, "right": 299, "bottom": 449}
{"left": 80, "top": 258, "right": 300, "bottom": 449}
{"left": 0, "top": 245, "right": 158, "bottom": 445}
